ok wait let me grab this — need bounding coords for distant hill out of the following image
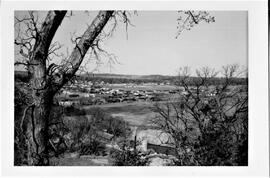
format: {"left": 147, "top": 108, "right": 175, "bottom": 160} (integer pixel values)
{"left": 15, "top": 70, "right": 247, "bottom": 86}
{"left": 79, "top": 73, "right": 175, "bottom": 80}
{"left": 14, "top": 71, "right": 175, "bottom": 82}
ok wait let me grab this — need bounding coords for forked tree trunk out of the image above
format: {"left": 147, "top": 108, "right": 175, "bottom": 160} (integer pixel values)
{"left": 23, "top": 10, "right": 114, "bottom": 166}
{"left": 26, "top": 11, "right": 67, "bottom": 165}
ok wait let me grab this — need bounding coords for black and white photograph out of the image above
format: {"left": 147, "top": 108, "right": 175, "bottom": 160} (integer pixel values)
{"left": 13, "top": 9, "right": 249, "bottom": 167}
{"left": 0, "top": 0, "right": 269, "bottom": 177}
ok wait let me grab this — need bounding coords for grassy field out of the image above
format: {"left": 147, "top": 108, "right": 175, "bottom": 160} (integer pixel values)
{"left": 81, "top": 101, "right": 157, "bottom": 128}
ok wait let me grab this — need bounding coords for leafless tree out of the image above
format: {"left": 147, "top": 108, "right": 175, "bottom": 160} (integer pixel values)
{"left": 14, "top": 11, "right": 117, "bottom": 165}
{"left": 14, "top": 10, "right": 214, "bottom": 165}
{"left": 152, "top": 65, "right": 248, "bottom": 165}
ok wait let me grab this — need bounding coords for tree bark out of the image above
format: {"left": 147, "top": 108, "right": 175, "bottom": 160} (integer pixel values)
{"left": 52, "top": 11, "right": 114, "bottom": 93}
{"left": 26, "top": 11, "right": 66, "bottom": 165}
{"left": 24, "top": 10, "right": 114, "bottom": 165}
{"left": 26, "top": 91, "right": 53, "bottom": 165}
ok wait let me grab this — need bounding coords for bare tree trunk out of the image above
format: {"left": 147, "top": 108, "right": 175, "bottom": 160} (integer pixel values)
{"left": 27, "top": 55, "right": 54, "bottom": 165}
{"left": 26, "top": 90, "right": 53, "bottom": 165}
{"left": 25, "top": 11, "right": 67, "bottom": 165}
{"left": 17, "top": 10, "right": 114, "bottom": 165}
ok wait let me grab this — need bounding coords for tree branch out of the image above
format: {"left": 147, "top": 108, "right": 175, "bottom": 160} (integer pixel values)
{"left": 52, "top": 11, "right": 114, "bottom": 93}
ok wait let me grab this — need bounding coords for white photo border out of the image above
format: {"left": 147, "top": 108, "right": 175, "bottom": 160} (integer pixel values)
{"left": 0, "top": 0, "right": 268, "bottom": 177}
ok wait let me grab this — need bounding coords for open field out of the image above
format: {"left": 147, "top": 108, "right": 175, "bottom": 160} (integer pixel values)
{"left": 81, "top": 101, "right": 157, "bottom": 128}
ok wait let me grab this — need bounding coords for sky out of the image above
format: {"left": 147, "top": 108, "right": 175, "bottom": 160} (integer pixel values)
{"left": 15, "top": 11, "right": 248, "bottom": 76}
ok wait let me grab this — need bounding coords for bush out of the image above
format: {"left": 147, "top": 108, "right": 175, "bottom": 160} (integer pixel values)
{"left": 105, "top": 117, "right": 130, "bottom": 137}
{"left": 79, "top": 140, "right": 107, "bottom": 156}
{"left": 14, "top": 86, "right": 31, "bottom": 165}
{"left": 64, "top": 105, "right": 86, "bottom": 116}
{"left": 48, "top": 106, "right": 131, "bottom": 159}
{"left": 109, "top": 139, "right": 150, "bottom": 166}
{"left": 66, "top": 117, "right": 93, "bottom": 151}
{"left": 110, "top": 149, "right": 149, "bottom": 166}
{"left": 89, "top": 108, "right": 131, "bottom": 138}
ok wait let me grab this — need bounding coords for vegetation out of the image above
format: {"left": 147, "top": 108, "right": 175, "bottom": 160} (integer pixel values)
{"left": 14, "top": 10, "right": 248, "bottom": 166}
{"left": 15, "top": 64, "right": 248, "bottom": 166}
{"left": 14, "top": 86, "right": 31, "bottom": 165}
{"left": 79, "top": 140, "right": 106, "bottom": 156}
{"left": 14, "top": 11, "right": 115, "bottom": 165}
{"left": 152, "top": 65, "right": 248, "bottom": 166}
{"left": 110, "top": 140, "right": 150, "bottom": 166}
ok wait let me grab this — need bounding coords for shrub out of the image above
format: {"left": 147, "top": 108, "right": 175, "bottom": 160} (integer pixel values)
{"left": 110, "top": 149, "right": 149, "bottom": 166}
{"left": 105, "top": 117, "right": 130, "bottom": 137}
{"left": 109, "top": 139, "right": 150, "bottom": 166}
{"left": 64, "top": 105, "right": 86, "bottom": 116}
{"left": 89, "top": 108, "right": 131, "bottom": 138}
{"left": 65, "top": 117, "right": 93, "bottom": 151}
{"left": 14, "top": 86, "right": 31, "bottom": 165}
{"left": 49, "top": 107, "right": 131, "bottom": 158}
{"left": 79, "top": 140, "right": 107, "bottom": 156}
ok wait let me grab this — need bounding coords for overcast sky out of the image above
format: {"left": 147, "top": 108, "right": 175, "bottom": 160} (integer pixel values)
{"left": 16, "top": 11, "right": 248, "bottom": 76}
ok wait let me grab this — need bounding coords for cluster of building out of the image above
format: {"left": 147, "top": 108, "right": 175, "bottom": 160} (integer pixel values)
{"left": 56, "top": 81, "right": 178, "bottom": 106}
{"left": 56, "top": 79, "right": 220, "bottom": 107}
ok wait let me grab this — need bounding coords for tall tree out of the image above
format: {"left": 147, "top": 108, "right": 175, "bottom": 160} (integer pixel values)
{"left": 15, "top": 11, "right": 114, "bottom": 165}
{"left": 14, "top": 10, "right": 214, "bottom": 165}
